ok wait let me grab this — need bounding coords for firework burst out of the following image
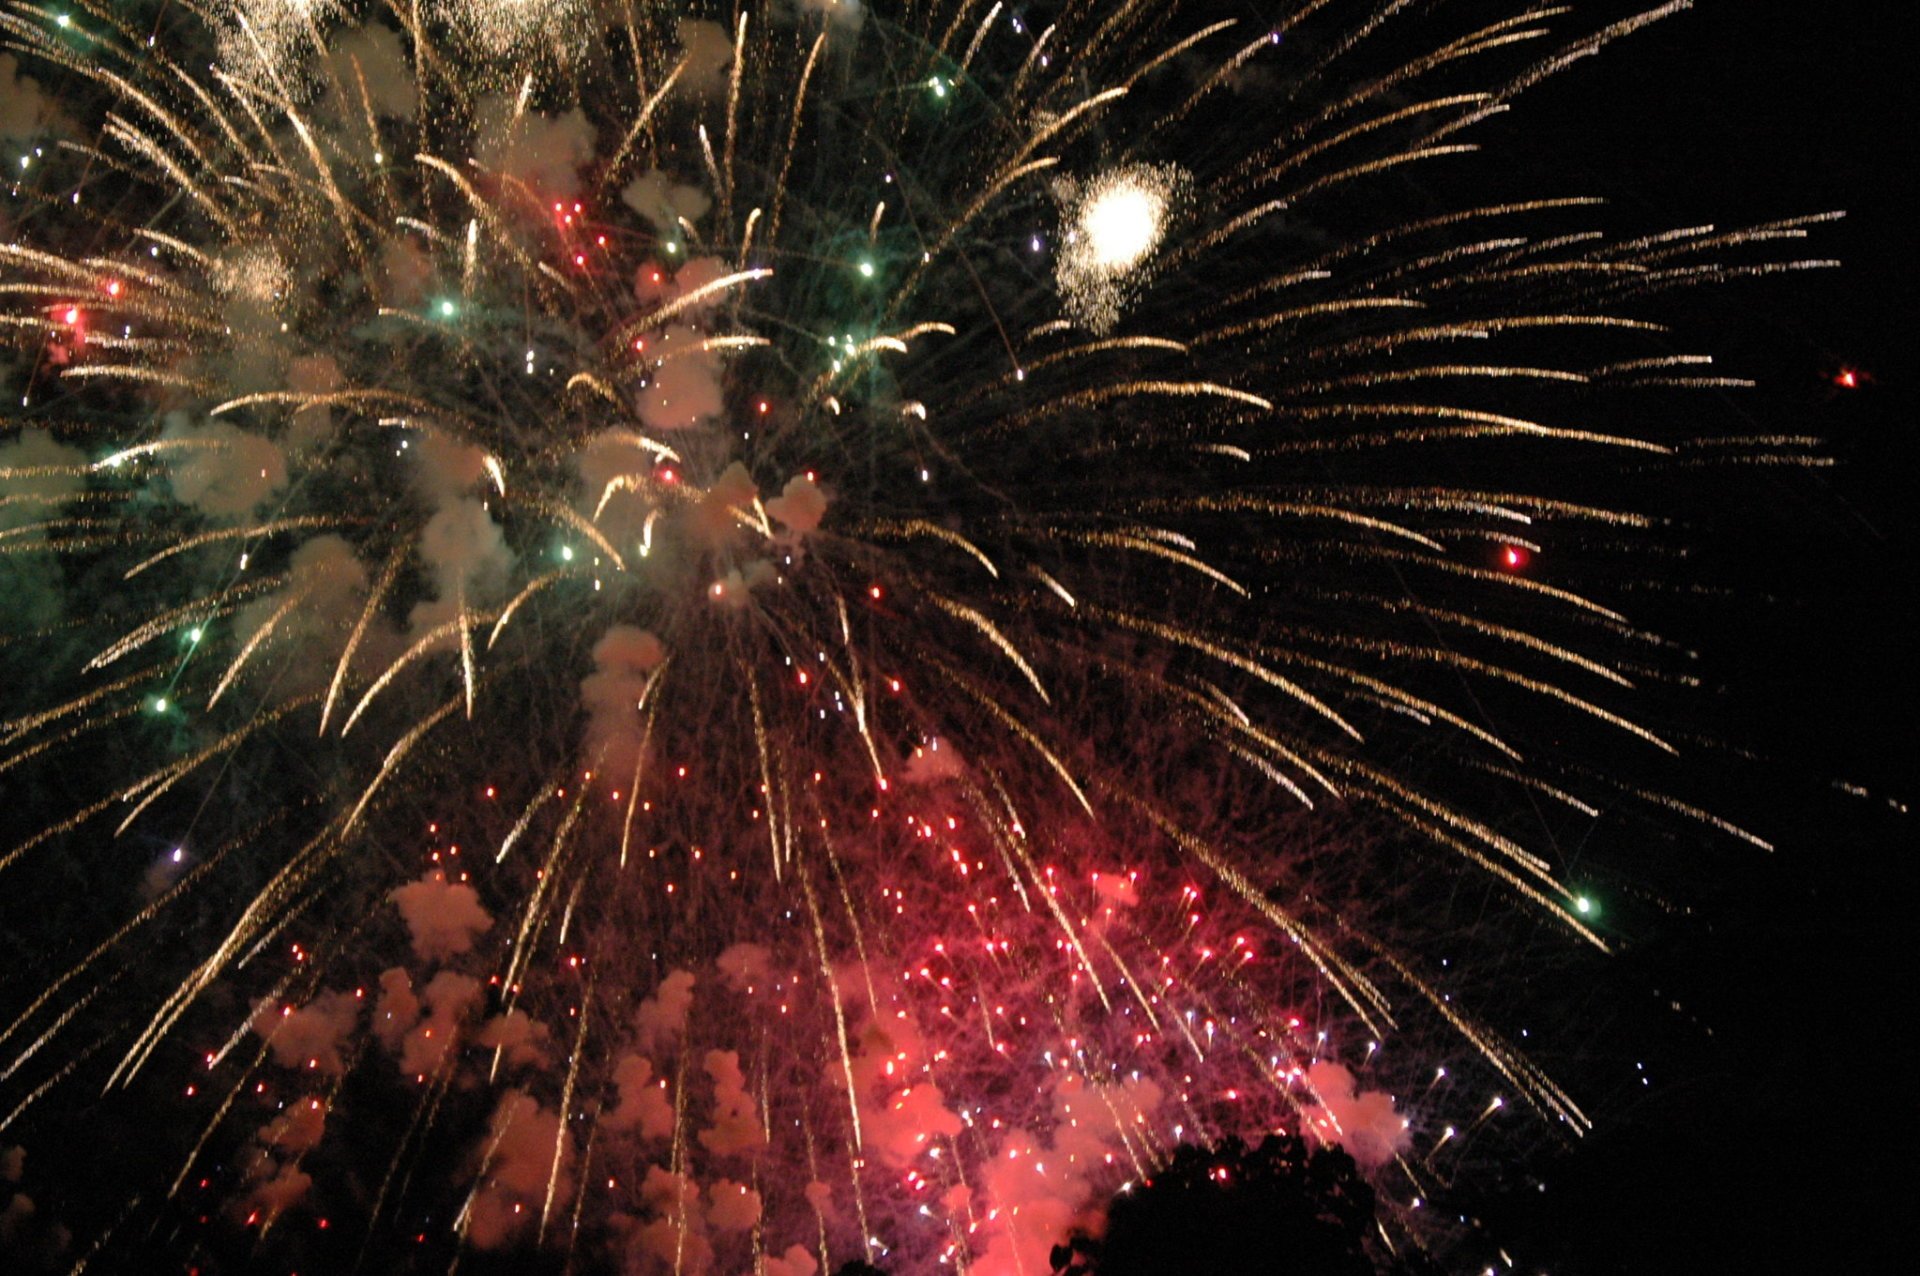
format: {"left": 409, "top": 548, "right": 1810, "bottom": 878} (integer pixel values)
{"left": 0, "top": 2, "right": 1831, "bottom": 1272}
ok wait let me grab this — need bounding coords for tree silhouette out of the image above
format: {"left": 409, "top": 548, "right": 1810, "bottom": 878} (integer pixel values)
{"left": 1052, "top": 1134, "right": 1398, "bottom": 1276}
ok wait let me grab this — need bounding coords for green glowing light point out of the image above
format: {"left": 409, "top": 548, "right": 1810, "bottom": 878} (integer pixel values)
{"left": 152, "top": 697, "right": 168, "bottom": 713}
{"left": 931, "top": 77, "right": 947, "bottom": 99}
{"left": 1575, "top": 895, "right": 1595, "bottom": 916}
{"left": 858, "top": 260, "right": 875, "bottom": 278}
{"left": 561, "top": 545, "right": 575, "bottom": 562}
{"left": 435, "top": 299, "right": 458, "bottom": 319}
{"left": 187, "top": 627, "right": 203, "bottom": 642}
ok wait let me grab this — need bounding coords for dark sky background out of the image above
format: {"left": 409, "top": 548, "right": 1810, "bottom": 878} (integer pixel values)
{"left": 2, "top": 5, "right": 1907, "bottom": 1273}
{"left": 1459, "top": 3, "right": 1911, "bottom": 1272}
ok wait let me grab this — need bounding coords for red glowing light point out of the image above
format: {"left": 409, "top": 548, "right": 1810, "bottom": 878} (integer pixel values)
{"left": 1836, "top": 368, "right": 1859, "bottom": 389}
{"left": 658, "top": 467, "right": 677, "bottom": 484}
{"left": 574, "top": 254, "right": 587, "bottom": 267}
{"left": 63, "top": 307, "right": 80, "bottom": 325}
{"left": 1501, "top": 545, "right": 1530, "bottom": 571}
{"left": 105, "top": 280, "right": 122, "bottom": 297}
{"left": 869, "top": 584, "right": 883, "bottom": 600}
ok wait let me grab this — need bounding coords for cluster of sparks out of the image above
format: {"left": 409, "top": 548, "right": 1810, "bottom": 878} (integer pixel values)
{"left": 0, "top": 1, "right": 1835, "bottom": 1272}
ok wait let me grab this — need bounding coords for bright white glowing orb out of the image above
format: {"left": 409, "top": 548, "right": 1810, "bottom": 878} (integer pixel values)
{"left": 1079, "top": 184, "right": 1165, "bottom": 272}
{"left": 1054, "top": 163, "right": 1189, "bottom": 333}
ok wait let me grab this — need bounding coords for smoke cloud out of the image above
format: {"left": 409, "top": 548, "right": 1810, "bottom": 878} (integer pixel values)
{"left": 475, "top": 98, "right": 596, "bottom": 200}
{"left": 636, "top": 969, "right": 696, "bottom": 1053}
{"left": 697, "top": 1050, "right": 766, "bottom": 1157}
{"left": 764, "top": 1243, "right": 820, "bottom": 1276}
{"left": 239, "top": 1163, "right": 312, "bottom": 1226}
{"left": 1300, "top": 1060, "right": 1410, "bottom": 1168}
{"left": 0, "top": 430, "right": 85, "bottom": 532}
{"left": 327, "top": 24, "right": 416, "bottom": 118}
{"left": 466, "top": 1090, "right": 574, "bottom": 1250}
{"left": 250, "top": 989, "right": 362, "bottom": 1075}
{"left": 260, "top": 1096, "right": 329, "bottom": 1154}
{"left": 850, "top": 1014, "right": 962, "bottom": 1169}
{"left": 391, "top": 870, "right": 493, "bottom": 962}
{"left": 971, "top": 1073, "right": 1164, "bottom": 1276}
{"left": 0, "top": 53, "right": 61, "bottom": 141}
{"left": 705, "top": 1179, "right": 760, "bottom": 1231}
{"left": 676, "top": 19, "right": 734, "bottom": 95}
{"left": 477, "top": 1010, "right": 551, "bottom": 1070}
{"left": 161, "top": 418, "right": 287, "bottom": 518}
{"left": 398, "top": 970, "right": 483, "bottom": 1078}
{"left": 765, "top": 474, "right": 829, "bottom": 535}
{"left": 580, "top": 625, "right": 666, "bottom": 777}
{"left": 604, "top": 1054, "right": 675, "bottom": 1140}
{"left": 621, "top": 170, "right": 711, "bottom": 240}
{"left": 715, "top": 942, "right": 771, "bottom": 991}
{"left": 372, "top": 966, "right": 420, "bottom": 1052}
{"left": 631, "top": 1164, "right": 713, "bottom": 1273}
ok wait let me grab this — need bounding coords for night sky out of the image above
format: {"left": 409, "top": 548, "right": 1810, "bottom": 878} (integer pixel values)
{"left": 1471, "top": 4, "right": 1911, "bottom": 1271}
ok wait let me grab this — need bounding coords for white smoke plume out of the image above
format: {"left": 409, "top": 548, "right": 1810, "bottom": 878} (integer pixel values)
{"left": 250, "top": 989, "right": 362, "bottom": 1075}
{"left": 0, "top": 53, "right": 61, "bottom": 141}
{"left": 474, "top": 97, "right": 596, "bottom": 200}
{"left": 326, "top": 23, "right": 416, "bottom": 118}
{"left": 676, "top": 19, "right": 734, "bottom": 95}
{"left": 260, "top": 1096, "right": 329, "bottom": 1156}
{"left": 621, "top": 170, "right": 711, "bottom": 240}
{"left": 714, "top": 943, "right": 771, "bottom": 992}
{"left": 239, "top": 1163, "right": 312, "bottom": 1227}
{"left": 850, "top": 1013, "right": 961, "bottom": 1169}
{"left": 580, "top": 625, "right": 666, "bottom": 777}
{"left": 406, "top": 433, "right": 510, "bottom": 632}
{"left": 282, "top": 353, "right": 345, "bottom": 453}
{"left": 970, "top": 1073, "right": 1164, "bottom": 1276}
{"left": 901, "top": 736, "right": 965, "bottom": 786}
{"left": 398, "top": 970, "right": 482, "bottom": 1078}
{"left": 371, "top": 967, "right": 420, "bottom": 1052}
{"left": 0, "top": 1193, "right": 32, "bottom": 1246}
{"left": 476, "top": 1010, "right": 551, "bottom": 1070}
{"left": 1300, "top": 1060, "right": 1410, "bottom": 1168}
{"left": 465, "top": 1090, "right": 574, "bottom": 1250}
{"left": 635, "top": 969, "right": 696, "bottom": 1053}
{"left": 630, "top": 1163, "right": 713, "bottom": 1273}
{"left": 390, "top": 870, "right": 493, "bottom": 962}
{"left": 0, "top": 430, "right": 85, "bottom": 532}
{"left": 160, "top": 418, "right": 287, "bottom": 518}
{"left": 764, "top": 474, "right": 829, "bottom": 536}
{"left": 705, "top": 1179, "right": 760, "bottom": 1232}
{"left": 636, "top": 325, "right": 725, "bottom": 432}
{"left": 697, "top": 1050, "right": 766, "bottom": 1157}
{"left": 604, "top": 1054, "right": 675, "bottom": 1139}
{"left": 764, "top": 1242, "right": 821, "bottom": 1276}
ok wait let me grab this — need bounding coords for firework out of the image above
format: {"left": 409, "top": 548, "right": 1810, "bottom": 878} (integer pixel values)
{"left": 0, "top": 2, "right": 1831, "bottom": 1272}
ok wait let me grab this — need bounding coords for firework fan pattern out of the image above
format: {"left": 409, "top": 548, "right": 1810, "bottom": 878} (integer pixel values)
{"left": 0, "top": 1, "right": 1832, "bottom": 1272}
